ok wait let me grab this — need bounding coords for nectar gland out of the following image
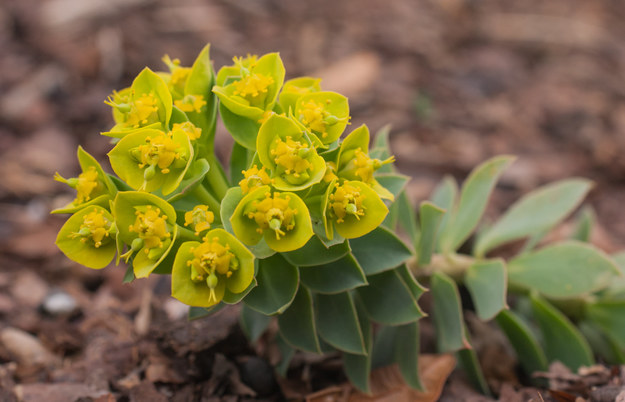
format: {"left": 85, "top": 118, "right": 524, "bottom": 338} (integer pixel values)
{"left": 247, "top": 192, "right": 297, "bottom": 240}
{"left": 187, "top": 236, "right": 239, "bottom": 303}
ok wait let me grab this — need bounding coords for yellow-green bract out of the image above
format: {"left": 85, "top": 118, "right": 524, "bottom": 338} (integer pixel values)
{"left": 171, "top": 228, "right": 254, "bottom": 307}
{"left": 293, "top": 91, "right": 350, "bottom": 145}
{"left": 256, "top": 114, "right": 326, "bottom": 191}
{"left": 56, "top": 205, "right": 117, "bottom": 269}
{"left": 230, "top": 185, "right": 313, "bottom": 252}
{"left": 113, "top": 191, "right": 178, "bottom": 278}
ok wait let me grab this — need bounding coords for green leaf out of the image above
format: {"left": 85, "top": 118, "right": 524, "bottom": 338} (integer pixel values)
{"left": 350, "top": 226, "right": 413, "bottom": 275}
{"left": 299, "top": 254, "right": 367, "bottom": 294}
{"left": 495, "top": 309, "right": 548, "bottom": 376}
{"left": 315, "top": 292, "right": 365, "bottom": 354}
{"left": 439, "top": 156, "right": 514, "bottom": 254}
{"left": 374, "top": 174, "right": 409, "bottom": 200}
{"left": 356, "top": 269, "right": 424, "bottom": 326}
{"left": 586, "top": 300, "right": 625, "bottom": 350}
{"left": 394, "top": 322, "right": 423, "bottom": 390}
{"left": 431, "top": 272, "right": 470, "bottom": 352}
{"left": 342, "top": 298, "right": 373, "bottom": 394}
{"left": 508, "top": 241, "right": 621, "bottom": 299}
{"left": 371, "top": 325, "right": 396, "bottom": 369}
{"left": 416, "top": 201, "right": 445, "bottom": 265}
{"left": 240, "top": 303, "right": 272, "bottom": 343}
{"left": 475, "top": 179, "right": 593, "bottom": 257}
{"left": 530, "top": 294, "right": 594, "bottom": 370}
{"left": 579, "top": 321, "right": 625, "bottom": 365}
{"left": 122, "top": 264, "right": 135, "bottom": 283}
{"left": 219, "top": 103, "right": 260, "bottom": 150}
{"left": 188, "top": 304, "right": 224, "bottom": 320}
{"left": 430, "top": 175, "right": 457, "bottom": 252}
{"left": 278, "top": 286, "right": 321, "bottom": 353}
{"left": 244, "top": 254, "right": 298, "bottom": 315}
{"left": 465, "top": 259, "right": 508, "bottom": 321}
{"left": 457, "top": 346, "right": 491, "bottom": 396}
{"left": 571, "top": 205, "right": 595, "bottom": 243}
{"left": 396, "top": 264, "right": 427, "bottom": 301}
{"left": 395, "top": 191, "right": 419, "bottom": 246}
{"left": 282, "top": 236, "right": 350, "bottom": 267}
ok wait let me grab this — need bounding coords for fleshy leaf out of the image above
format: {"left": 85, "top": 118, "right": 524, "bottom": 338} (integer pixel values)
{"left": 282, "top": 235, "right": 350, "bottom": 267}
{"left": 243, "top": 253, "right": 299, "bottom": 315}
{"left": 342, "top": 298, "right": 373, "bottom": 394}
{"left": 438, "top": 156, "right": 514, "bottom": 254}
{"left": 508, "top": 241, "right": 621, "bottom": 299}
{"left": 416, "top": 201, "right": 445, "bottom": 265}
{"left": 299, "top": 254, "right": 367, "bottom": 294}
{"left": 350, "top": 226, "right": 412, "bottom": 275}
{"left": 530, "top": 294, "right": 594, "bottom": 370}
{"left": 240, "top": 303, "right": 272, "bottom": 343}
{"left": 495, "top": 309, "right": 548, "bottom": 375}
{"left": 586, "top": 300, "right": 625, "bottom": 351}
{"left": 475, "top": 179, "right": 593, "bottom": 257}
{"left": 431, "top": 272, "right": 471, "bottom": 352}
{"left": 315, "top": 292, "right": 366, "bottom": 354}
{"left": 465, "top": 259, "right": 508, "bottom": 321}
{"left": 278, "top": 286, "right": 321, "bottom": 353}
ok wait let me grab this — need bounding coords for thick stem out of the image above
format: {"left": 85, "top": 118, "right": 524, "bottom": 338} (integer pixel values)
{"left": 177, "top": 225, "right": 201, "bottom": 242}
{"left": 205, "top": 152, "right": 230, "bottom": 200}
{"left": 409, "top": 253, "right": 476, "bottom": 281}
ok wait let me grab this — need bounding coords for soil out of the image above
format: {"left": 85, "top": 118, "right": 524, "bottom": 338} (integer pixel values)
{"left": 1, "top": 0, "right": 625, "bottom": 400}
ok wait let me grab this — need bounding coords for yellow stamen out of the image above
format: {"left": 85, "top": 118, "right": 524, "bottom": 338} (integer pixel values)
{"left": 184, "top": 205, "right": 215, "bottom": 236}
{"left": 329, "top": 182, "right": 366, "bottom": 224}
{"left": 174, "top": 95, "right": 207, "bottom": 113}
{"left": 248, "top": 192, "right": 297, "bottom": 239}
{"left": 270, "top": 136, "right": 312, "bottom": 177}
{"left": 186, "top": 236, "right": 238, "bottom": 304}
{"left": 69, "top": 208, "right": 112, "bottom": 248}
{"left": 172, "top": 122, "right": 202, "bottom": 140}
{"left": 128, "top": 206, "right": 171, "bottom": 253}
{"left": 353, "top": 148, "right": 396, "bottom": 184}
{"left": 136, "top": 132, "right": 181, "bottom": 175}
{"left": 239, "top": 165, "right": 272, "bottom": 194}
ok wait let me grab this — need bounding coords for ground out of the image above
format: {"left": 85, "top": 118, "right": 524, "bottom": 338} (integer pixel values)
{"left": 1, "top": 0, "right": 625, "bottom": 400}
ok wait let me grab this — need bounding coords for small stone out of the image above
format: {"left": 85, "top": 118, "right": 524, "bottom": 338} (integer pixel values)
{"left": 0, "top": 327, "right": 58, "bottom": 369}
{"left": 42, "top": 290, "right": 78, "bottom": 316}
{"left": 11, "top": 272, "right": 48, "bottom": 307}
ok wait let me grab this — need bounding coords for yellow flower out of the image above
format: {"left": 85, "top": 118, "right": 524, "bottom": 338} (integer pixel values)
{"left": 136, "top": 132, "right": 181, "bottom": 175}
{"left": 172, "top": 122, "right": 202, "bottom": 140}
{"left": 69, "top": 208, "right": 114, "bottom": 249}
{"left": 271, "top": 136, "right": 313, "bottom": 179}
{"left": 239, "top": 165, "right": 272, "bottom": 194}
{"left": 174, "top": 94, "right": 207, "bottom": 113}
{"left": 128, "top": 206, "right": 172, "bottom": 253}
{"left": 54, "top": 166, "right": 103, "bottom": 206}
{"left": 184, "top": 205, "right": 215, "bottom": 236}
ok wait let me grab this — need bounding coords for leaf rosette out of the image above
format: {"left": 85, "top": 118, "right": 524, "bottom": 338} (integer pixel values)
{"left": 113, "top": 191, "right": 178, "bottom": 278}
{"left": 213, "top": 53, "right": 285, "bottom": 121}
{"left": 103, "top": 68, "right": 173, "bottom": 137}
{"left": 108, "top": 128, "right": 193, "bottom": 195}
{"left": 53, "top": 146, "right": 117, "bottom": 214}
{"left": 172, "top": 228, "right": 254, "bottom": 307}
{"left": 231, "top": 185, "right": 313, "bottom": 252}
{"left": 257, "top": 114, "right": 326, "bottom": 191}
{"left": 56, "top": 205, "right": 117, "bottom": 269}
{"left": 293, "top": 91, "right": 350, "bottom": 145}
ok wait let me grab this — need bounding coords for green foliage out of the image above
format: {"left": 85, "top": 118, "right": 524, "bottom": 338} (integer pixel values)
{"left": 53, "top": 44, "right": 625, "bottom": 396}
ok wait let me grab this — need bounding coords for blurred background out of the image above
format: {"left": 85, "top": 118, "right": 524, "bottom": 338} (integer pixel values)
{"left": 1, "top": 0, "right": 625, "bottom": 400}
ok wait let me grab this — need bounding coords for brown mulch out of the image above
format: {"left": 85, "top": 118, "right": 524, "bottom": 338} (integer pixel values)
{"left": 2, "top": 0, "right": 625, "bottom": 400}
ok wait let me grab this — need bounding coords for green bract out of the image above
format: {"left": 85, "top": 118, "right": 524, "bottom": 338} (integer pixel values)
{"left": 337, "top": 125, "right": 394, "bottom": 200}
{"left": 108, "top": 128, "right": 193, "bottom": 195}
{"left": 256, "top": 114, "right": 326, "bottom": 191}
{"left": 324, "top": 179, "right": 388, "bottom": 240}
{"left": 53, "top": 146, "right": 116, "bottom": 214}
{"left": 171, "top": 228, "right": 254, "bottom": 307}
{"left": 56, "top": 205, "right": 116, "bottom": 269}
{"left": 113, "top": 191, "right": 178, "bottom": 278}
{"left": 213, "top": 53, "right": 285, "bottom": 121}
{"left": 103, "top": 68, "right": 173, "bottom": 137}
{"left": 278, "top": 77, "right": 322, "bottom": 114}
{"left": 294, "top": 91, "right": 349, "bottom": 145}
{"left": 230, "top": 185, "right": 313, "bottom": 252}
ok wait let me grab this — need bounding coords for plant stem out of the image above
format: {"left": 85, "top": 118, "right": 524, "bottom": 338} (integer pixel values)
{"left": 205, "top": 152, "right": 230, "bottom": 200}
{"left": 410, "top": 253, "right": 475, "bottom": 281}
{"left": 177, "top": 225, "right": 200, "bottom": 242}
{"left": 191, "top": 186, "right": 222, "bottom": 222}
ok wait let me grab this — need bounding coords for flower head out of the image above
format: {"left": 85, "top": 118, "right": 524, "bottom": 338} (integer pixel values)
{"left": 172, "top": 229, "right": 254, "bottom": 307}
{"left": 239, "top": 165, "right": 272, "bottom": 194}
{"left": 256, "top": 114, "right": 326, "bottom": 191}
{"left": 56, "top": 206, "right": 117, "bottom": 269}
{"left": 231, "top": 186, "right": 313, "bottom": 252}
{"left": 184, "top": 205, "right": 215, "bottom": 236}
{"left": 108, "top": 128, "right": 193, "bottom": 195}
{"left": 294, "top": 91, "right": 350, "bottom": 145}
{"left": 278, "top": 76, "right": 322, "bottom": 113}
{"left": 324, "top": 180, "right": 388, "bottom": 240}
{"left": 172, "top": 121, "right": 202, "bottom": 141}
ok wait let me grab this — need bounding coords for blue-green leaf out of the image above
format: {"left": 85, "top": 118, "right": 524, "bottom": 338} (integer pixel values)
{"left": 439, "top": 156, "right": 514, "bottom": 254}
{"left": 350, "top": 226, "right": 413, "bottom": 275}
{"left": 283, "top": 236, "right": 350, "bottom": 267}
{"left": 240, "top": 303, "right": 272, "bottom": 343}
{"left": 299, "top": 254, "right": 367, "bottom": 294}
{"left": 475, "top": 179, "right": 593, "bottom": 257}
{"left": 315, "top": 292, "right": 365, "bottom": 355}
{"left": 244, "top": 254, "right": 298, "bottom": 315}
{"left": 416, "top": 201, "right": 445, "bottom": 265}
{"left": 465, "top": 259, "right": 508, "bottom": 321}
{"left": 431, "top": 272, "right": 470, "bottom": 352}
{"left": 495, "top": 309, "right": 548, "bottom": 375}
{"left": 342, "top": 298, "right": 373, "bottom": 393}
{"left": 278, "top": 286, "right": 321, "bottom": 353}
